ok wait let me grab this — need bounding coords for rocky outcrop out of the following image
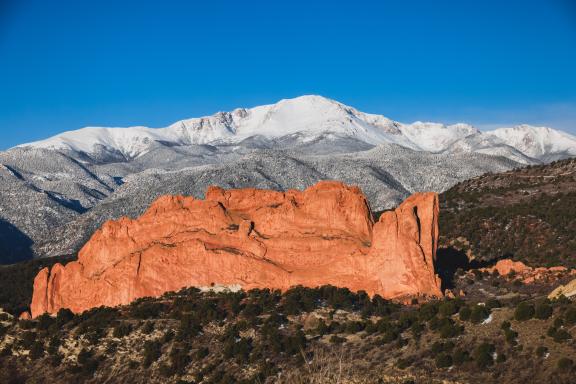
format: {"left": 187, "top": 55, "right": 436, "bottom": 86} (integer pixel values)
{"left": 30, "top": 181, "right": 442, "bottom": 317}
{"left": 486, "top": 259, "right": 531, "bottom": 276}
{"left": 482, "top": 259, "right": 573, "bottom": 284}
{"left": 548, "top": 278, "right": 576, "bottom": 299}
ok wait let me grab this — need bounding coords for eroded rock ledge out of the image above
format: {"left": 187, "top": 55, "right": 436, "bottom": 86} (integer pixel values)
{"left": 30, "top": 181, "right": 442, "bottom": 317}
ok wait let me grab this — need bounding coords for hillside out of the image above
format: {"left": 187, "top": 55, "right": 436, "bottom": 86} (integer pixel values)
{"left": 1, "top": 271, "right": 575, "bottom": 384}
{"left": 439, "top": 158, "right": 576, "bottom": 268}
{"left": 1, "top": 164, "right": 576, "bottom": 383}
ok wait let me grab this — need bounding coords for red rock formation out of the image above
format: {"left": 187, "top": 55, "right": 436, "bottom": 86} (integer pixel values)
{"left": 30, "top": 181, "right": 442, "bottom": 317}
{"left": 481, "top": 259, "right": 572, "bottom": 284}
{"left": 486, "top": 259, "right": 531, "bottom": 276}
{"left": 19, "top": 311, "right": 31, "bottom": 320}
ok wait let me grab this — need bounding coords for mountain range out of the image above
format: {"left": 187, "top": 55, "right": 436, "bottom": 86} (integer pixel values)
{"left": 17, "top": 95, "right": 576, "bottom": 163}
{"left": 1, "top": 95, "right": 575, "bottom": 264}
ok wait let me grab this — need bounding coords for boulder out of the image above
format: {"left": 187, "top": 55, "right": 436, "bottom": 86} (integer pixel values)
{"left": 488, "top": 259, "right": 531, "bottom": 276}
{"left": 548, "top": 278, "right": 576, "bottom": 299}
{"left": 30, "top": 181, "right": 442, "bottom": 317}
{"left": 19, "top": 311, "right": 31, "bottom": 320}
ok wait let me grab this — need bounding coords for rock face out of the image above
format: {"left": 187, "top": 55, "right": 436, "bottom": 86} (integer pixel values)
{"left": 30, "top": 181, "right": 442, "bottom": 317}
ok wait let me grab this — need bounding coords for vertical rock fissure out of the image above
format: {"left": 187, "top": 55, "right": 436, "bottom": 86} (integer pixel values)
{"left": 44, "top": 268, "right": 52, "bottom": 314}
{"left": 413, "top": 206, "right": 421, "bottom": 244}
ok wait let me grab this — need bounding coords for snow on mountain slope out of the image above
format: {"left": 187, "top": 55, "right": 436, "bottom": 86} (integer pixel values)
{"left": 398, "top": 122, "right": 478, "bottom": 152}
{"left": 18, "top": 96, "right": 418, "bottom": 158}
{"left": 168, "top": 95, "right": 420, "bottom": 148}
{"left": 443, "top": 133, "right": 538, "bottom": 165}
{"left": 15, "top": 95, "right": 576, "bottom": 163}
{"left": 17, "top": 96, "right": 474, "bottom": 159}
{"left": 20, "top": 126, "right": 182, "bottom": 160}
{"left": 485, "top": 125, "right": 576, "bottom": 162}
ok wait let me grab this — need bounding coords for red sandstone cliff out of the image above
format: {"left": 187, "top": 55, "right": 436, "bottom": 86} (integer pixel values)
{"left": 30, "top": 181, "right": 442, "bottom": 317}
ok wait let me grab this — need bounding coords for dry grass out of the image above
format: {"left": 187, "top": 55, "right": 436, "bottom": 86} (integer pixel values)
{"left": 275, "top": 345, "right": 413, "bottom": 384}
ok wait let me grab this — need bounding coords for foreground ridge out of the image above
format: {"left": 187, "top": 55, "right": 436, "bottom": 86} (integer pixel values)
{"left": 29, "top": 181, "right": 441, "bottom": 317}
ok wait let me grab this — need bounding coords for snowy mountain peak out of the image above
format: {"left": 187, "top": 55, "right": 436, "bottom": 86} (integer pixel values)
{"left": 486, "top": 124, "right": 576, "bottom": 162}
{"left": 14, "top": 95, "right": 576, "bottom": 163}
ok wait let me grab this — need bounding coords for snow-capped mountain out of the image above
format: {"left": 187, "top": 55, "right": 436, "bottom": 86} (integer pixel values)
{"left": 486, "top": 125, "right": 576, "bottom": 162}
{"left": 17, "top": 95, "right": 575, "bottom": 163}
{"left": 14, "top": 95, "right": 480, "bottom": 159}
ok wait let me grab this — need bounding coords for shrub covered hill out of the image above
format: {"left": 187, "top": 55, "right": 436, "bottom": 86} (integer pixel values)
{"left": 1, "top": 160, "right": 575, "bottom": 384}
{"left": 1, "top": 278, "right": 576, "bottom": 384}
{"left": 439, "top": 157, "right": 576, "bottom": 268}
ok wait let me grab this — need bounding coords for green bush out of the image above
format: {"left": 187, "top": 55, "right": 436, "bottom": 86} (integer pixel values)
{"left": 486, "top": 299, "right": 501, "bottom": 309}
{"left": 553, "top": 317, "right": 564, "bottom": 328}
{"left": 29, "top": 340, "right": 44, "bottom": 360}
{"left": 536, "top": 346, "right": 548, "bottom": 358}
{"left": 77, "top": 348, "right": 93, "bottom": 365}
{"left": 438, "top": 301, "right": 458, "bottom": 317}
{"left": 552, "top": 329, "right": 572, "bottom": 343}
{"left": 473, "top": 342, "right": 495, "bottom": 369}
{"left": 564, "top": 307, "right": 576, "bottom": 326}
{"left": 113, "top": 322, "right": 133, "bottom": 338}
{"left": 177, "top": 314, "right": 202, "bottom": 339}
{"left": 435, "top": 352, "right": 453, "bottom": 368}
{"left": 430, "top": 341, "right": 444, "bottom": 354}
{"left": 36, "top": 313, "right": 54, "bottom": 331}
{"left": 329, "top": 335, "right": 345, "bottom": 344}
{"left": 20, "top": 331, "right": 36, "bottom": 349}
{"left": 49, "top": 353, "right": 63, "bottom": 367}
{"left": 130, "top": 301, "right": 164, "bottom": 319}
{"left": 315, "top": 319, "right": 329, "bottom": 336}
{"left": 47, "top": 335, "right": 61, "bottom": 355}
{"left": 470, "top": 305, "right": 490, "bottom": 324}
{"left": 395, "top": 357, "right": 412, "bottom": 369}
{"left": 534, "top": 301, "right": 553, "bottom": 320}
{"left": 196, "top": 347, "right": 209, "bottom": 360}
{"left": 514, "top": 302, "right": 535, "bottom": 321}
{"left": 410, "top": 321, "right": 424, "bottom": 339}
{"left": 56, "top": 308, "right": 74, "bottom": 327}
{"left": 459, "top": 306, "right": 472, "bottom": 321}
{"left": 439, "top": 321, "right": 461, "bottom": 339}
{"left": 159, "top": 363, "right": 174, "bottom": 378}
{"left": 142, "top": 340, "right": 162, "bottom": 368}
{"left": 169, "top": 346, "right": 191, "bottom": 375}
{"left": 452, "top": 349, "right": 470, "bottom": 366}
{"left": 141, "top": 321, "right": 154, "bottom": 334}
{"left": 418, "top": 302, "right": 439, "bottom": 321}
{"left": 504, "top": 328, "right": 518, "bottom": 345}
{"left": 344, "top": 321, "right": 365, "bottom": 334}
{"left": 557, "top": 357, "right": 574, "bottom": 372}
{"left": 223, "top": 337, "right": 253, "bottom": 363}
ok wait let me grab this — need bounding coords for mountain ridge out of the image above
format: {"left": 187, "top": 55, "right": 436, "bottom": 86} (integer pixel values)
{"left": 15, "top": 95, "right": 576, "bottom": 163}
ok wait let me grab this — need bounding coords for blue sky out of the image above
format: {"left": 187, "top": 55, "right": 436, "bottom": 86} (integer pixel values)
{"left": 1, "top": 0, "right": 575, "bottom": 149}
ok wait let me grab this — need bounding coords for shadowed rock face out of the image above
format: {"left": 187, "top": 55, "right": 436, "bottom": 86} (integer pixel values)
{"left": 30, "top": 181, "right": 442, "bottom": 317}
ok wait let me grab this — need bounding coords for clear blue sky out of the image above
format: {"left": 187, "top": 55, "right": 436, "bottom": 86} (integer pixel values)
{"left": 1, "top": 0, "right": 575, "bottom": 149}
